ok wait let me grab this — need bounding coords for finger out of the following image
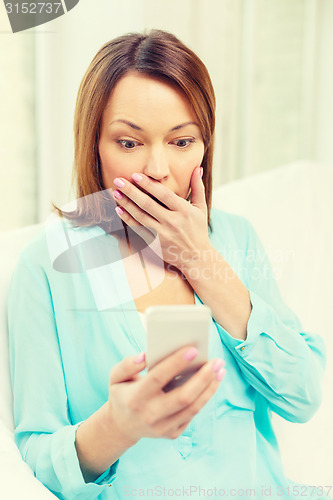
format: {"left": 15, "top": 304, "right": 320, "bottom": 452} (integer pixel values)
{"left": 141, "top": 345, "right": 200, "bottom": 397}
{"left": 150, "top": 358, "right": 225, "bottom": 419}
{"left": 168, "top": 368, "right": 226, "bottom": 428}
{"left": 113, "top": 177, "right": 166, "bottom": 222}
{"left": 109, "top": 352, "right": 146, "bottom": 385}
{"left": 171, "top": 419, "right": 191, "bottom": 438}
{"left": 115, "top": 206, "right": 159, "bottom": 247}
{"left": 131, "top": 173, "right": 185, "bottom": 214}
{"left": 189, "top": 166, "right": 207, "bottom": 212}
{"left": 114, "top": 174, "right": 188, "bottom": 217}
{"left": 113, "top": 186, "right": 162, "bottom": 229}
{"left": 114, "top": 203, "right": 141, "bottom": 228}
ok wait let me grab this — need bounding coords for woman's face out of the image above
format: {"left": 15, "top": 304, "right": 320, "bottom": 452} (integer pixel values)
{"left": 98, "top": 72, "right": 205, "bottom": 203}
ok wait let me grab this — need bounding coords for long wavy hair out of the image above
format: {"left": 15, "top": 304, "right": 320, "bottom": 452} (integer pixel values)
{"left": 53, "top": 29, "right": 216, "bottom": 233}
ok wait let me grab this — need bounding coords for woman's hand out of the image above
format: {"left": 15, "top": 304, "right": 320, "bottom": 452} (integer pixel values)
{"left": 112, "top": 166, "right": 211, "bottom": 271}
{"left": 107, "top": 347, "right": 226, "bottom": 443}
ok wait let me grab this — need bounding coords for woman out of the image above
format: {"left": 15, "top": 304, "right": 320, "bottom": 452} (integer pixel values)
{"left": 8, "top": 30, "right": 326, "bottom": 500}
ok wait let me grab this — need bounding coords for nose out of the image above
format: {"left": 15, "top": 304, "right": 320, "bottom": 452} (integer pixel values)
{"left": 142, "top": 146, "right": 170, "bottom": 181}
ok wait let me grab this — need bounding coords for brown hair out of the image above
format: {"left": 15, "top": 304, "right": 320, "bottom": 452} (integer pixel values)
{"left": 54, "top": 29, "right": 216, "bottom": 233}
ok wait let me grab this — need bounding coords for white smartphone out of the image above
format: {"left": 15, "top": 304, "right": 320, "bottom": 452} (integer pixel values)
{"left": 145, "top": 304, "right": 211, "bottom": 392}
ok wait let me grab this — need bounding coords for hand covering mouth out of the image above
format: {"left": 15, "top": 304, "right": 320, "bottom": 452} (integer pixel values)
{"left": 150, "top": 193, "right": 169, "bottom": 209}
{"left": 137, "top": 186, "right": 169, "bottom": 209}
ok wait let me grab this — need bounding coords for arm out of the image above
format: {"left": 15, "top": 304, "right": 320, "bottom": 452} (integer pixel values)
{"left": 7, "top": 246, "right": 122, "bottom": 499}
{"left": 183, "top": 211, "right": 327, "bottom": 423}
{"left": 181, "top": 244, "right": 252, "bottom": 340}
{"left": 74, "top": 403, "right": 135, "bottom": 483}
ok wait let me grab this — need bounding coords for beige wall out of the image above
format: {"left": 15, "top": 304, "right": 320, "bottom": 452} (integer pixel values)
{"left": 1, "top": 0, "right": 332, "bottom": 230}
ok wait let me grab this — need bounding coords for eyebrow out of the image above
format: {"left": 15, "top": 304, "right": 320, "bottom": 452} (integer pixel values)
{"left": 109, "top": 119, "right": 200, "bottom": 132}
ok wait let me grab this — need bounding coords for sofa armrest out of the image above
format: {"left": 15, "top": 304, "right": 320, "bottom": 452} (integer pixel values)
{"left": 0, "top": 419, "right": 58, "bottom": 499}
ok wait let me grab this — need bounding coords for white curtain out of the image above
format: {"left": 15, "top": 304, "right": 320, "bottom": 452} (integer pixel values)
{"left": 172, "top": 0, "right": 327, "bottom": 184}
{"left": 1, "top": 0, "right": 332, "bottom": 229}
{"left": 0, "top": 34, "right": 36, "bottom": 231}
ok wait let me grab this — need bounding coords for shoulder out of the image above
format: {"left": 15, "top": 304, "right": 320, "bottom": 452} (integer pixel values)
{"left": 6, "top": 224, "right": 50, "bottom": 280}
{"left": 13, "top": 219, "right": 100, "bottom": 274}
{"left": 18, "top": 225, "right": 48, "bottom": 257}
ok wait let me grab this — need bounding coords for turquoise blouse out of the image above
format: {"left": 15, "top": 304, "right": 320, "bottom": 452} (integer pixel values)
{"left": 7, "top": 208, "right": 327, "bottom": 500}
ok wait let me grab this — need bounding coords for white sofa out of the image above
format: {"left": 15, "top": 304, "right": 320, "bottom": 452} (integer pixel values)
{"left": 0, "top": 225, "right": 56, "bottom": 499}
{"left": 212, "top": 160, "right": 333, "bottom": 487}
{"left": 0, "top": 160, "right": 332, "bottom": 498}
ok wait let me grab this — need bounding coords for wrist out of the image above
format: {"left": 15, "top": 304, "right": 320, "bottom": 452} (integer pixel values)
{"left": 102, "top": 403, "right": 138, "bottom": 449}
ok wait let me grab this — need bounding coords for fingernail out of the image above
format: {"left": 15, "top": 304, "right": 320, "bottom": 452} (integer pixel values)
{"left": 184, "top": 347, "right": 198, "bottom": 361}
{"left": 114, "top": 178, "right": 125, "bottom": 188}
{"left": 216, "top": 368, "right": 226, "bottom": 381}
{"left": 134, "top": 352, "right": 145, "bottom": 364}
{"left": 211, "top": 359, "right": 225, "bottom": 373}
{"left": 113, "top": 190, "right": 123, "bottom": 200}
{"left": 132, "top": 173, "right": 142, "bottom": 182}
{"left": 200, "top": 167, "right": 203, "bottom": 178}
{"left": 115, "top": 206, "right": 124, "bottom": 216}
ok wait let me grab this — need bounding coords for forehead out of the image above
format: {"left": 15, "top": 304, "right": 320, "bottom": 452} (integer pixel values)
{"left": 102, "top": 72, "right": 197, "bottom": 124}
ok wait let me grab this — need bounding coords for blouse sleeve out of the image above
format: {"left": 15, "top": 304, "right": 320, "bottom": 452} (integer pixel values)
{"left": 7, "top": 247, "right": 119, "bottom": 500}
{"left": 214, "top": 216, "right": 327, "bottom": 424}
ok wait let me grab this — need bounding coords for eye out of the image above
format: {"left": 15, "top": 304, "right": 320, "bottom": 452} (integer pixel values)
{"left": 172, "top": 138, "right": 195, "bottom": 148}
{"left": 117, "top": 139, "right": 141, "bottom": 150}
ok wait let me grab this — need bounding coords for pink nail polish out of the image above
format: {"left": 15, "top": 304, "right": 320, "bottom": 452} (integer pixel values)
{"left": 200, "top": 167, "right": 203, "bottom": 178}
{"left": 113, "top": 190, "right": 123, "bottom": 200}
{"left": 114, "top": 178, "right": 125, "bottom": 188}
{"left": 115, "top": 206, "right": 124, "bottom": 216}
{"left": 134, "top": 352, "right": 145, "bottom": 364}
{"left": 132, "top": 173, "right": 142, "bottom": 182}
{"left": 216, "top": 368, "right": 226, "bottom": 381}
{"left": 212, "top": 359, "right": 224, "bottom": 373}
{"left": 184, "top": 347, "right": 198, "bottom": 361}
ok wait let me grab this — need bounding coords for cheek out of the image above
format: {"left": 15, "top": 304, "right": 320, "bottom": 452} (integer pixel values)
{"left": 179, "top": 147, "right": 204, "bottom": 176}
{"left": 99, "top": 143, "right": 131, "bottom": 183}
{"left": 172, "top": 146, "right": 204, "bottom": 189}
{"left": 197, "top": 143, "right": 205, "bottom": 165}
{"left": 173, "top": 166, "right": 194, "bottom": 198}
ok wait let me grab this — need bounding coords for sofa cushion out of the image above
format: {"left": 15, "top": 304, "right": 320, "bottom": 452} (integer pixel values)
{"left": 212, "top": 160, "right": 333, "bottom": 485}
